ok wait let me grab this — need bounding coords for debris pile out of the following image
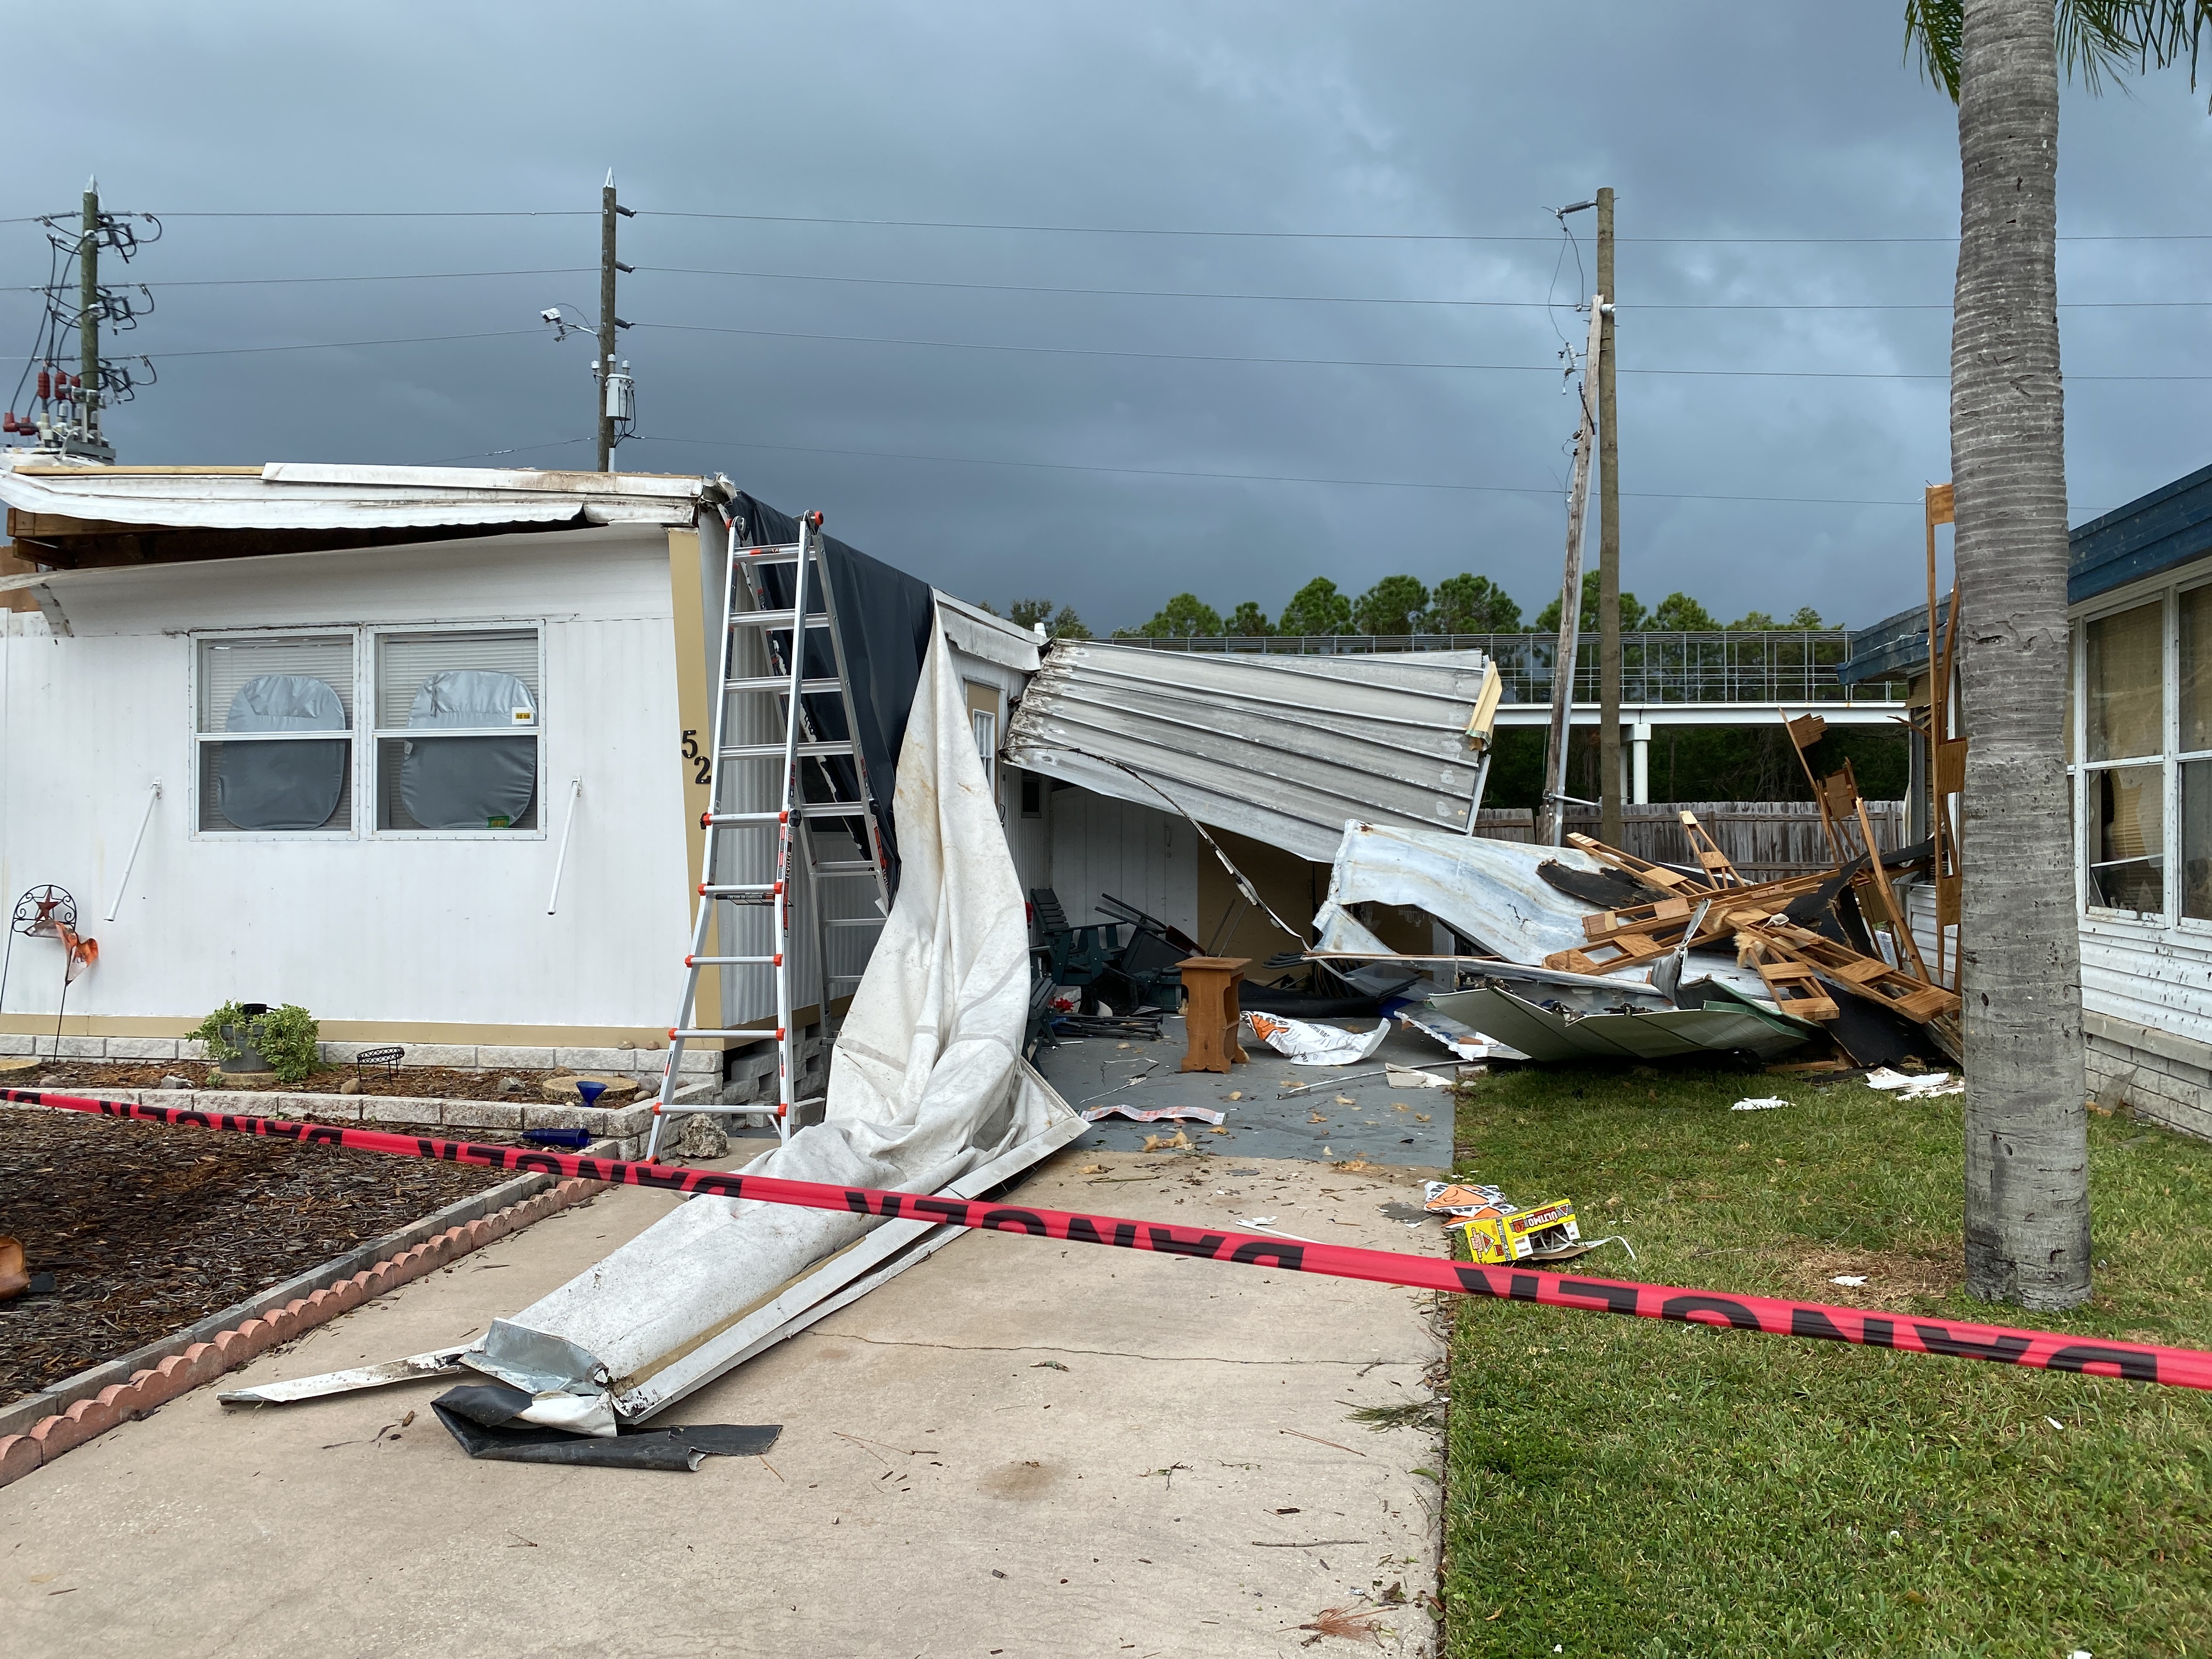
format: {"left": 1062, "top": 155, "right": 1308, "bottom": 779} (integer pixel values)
{"left": 1308, "top": 804, "right": 1962, "bottom": 1071}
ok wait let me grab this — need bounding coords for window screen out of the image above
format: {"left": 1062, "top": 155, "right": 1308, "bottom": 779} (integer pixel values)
{"left": 374, "top": 630, "right": 540, "bottom": 831}
{"left": 2086, "top": 602, "right": 2163, "bottom": 762}
{"left": 195, "top": 636, "right": 353, "bottom": 832}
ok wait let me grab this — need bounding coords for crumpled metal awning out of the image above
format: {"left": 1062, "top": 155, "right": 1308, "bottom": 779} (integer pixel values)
{"left": 0, "top": 459, "right": 714, "bottom": 531}
{"left": 1003, "top": 642, "right": 1500, "bottom": 862}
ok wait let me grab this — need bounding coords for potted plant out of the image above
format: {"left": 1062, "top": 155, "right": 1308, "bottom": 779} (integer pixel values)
{"left": 188, "top": 1001, "right": 321, "bottom": 1085}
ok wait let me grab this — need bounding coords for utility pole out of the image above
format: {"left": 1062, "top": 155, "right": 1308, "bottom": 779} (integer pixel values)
{"left": 596, "top": 171, "right": 634, "bottom": 471}
{"left": 79, "top": 179, "right": 99, "bottom": 445}
{"left": 1596, "top": 187, "right": 1622, "bottom": 844}
{"left": 1541, "top": 292, "right": 1605, "bottom": 846}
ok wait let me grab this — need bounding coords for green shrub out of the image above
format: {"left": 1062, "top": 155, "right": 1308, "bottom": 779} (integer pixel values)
{"left": 187, "top": 1001, "right": 321, "bottom": 1085}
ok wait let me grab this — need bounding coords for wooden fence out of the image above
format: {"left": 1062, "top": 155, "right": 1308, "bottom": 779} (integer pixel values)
{"left": 1471, "top": 800, "right": 1906, "bottom": 883}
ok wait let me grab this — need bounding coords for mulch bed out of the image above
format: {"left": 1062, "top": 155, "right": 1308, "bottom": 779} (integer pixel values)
{"left": 0, "top": 1104, "right": 519, "bottom": 1406}
{"left": 9, "top": 1059, "right": 651, "bottom": 1102}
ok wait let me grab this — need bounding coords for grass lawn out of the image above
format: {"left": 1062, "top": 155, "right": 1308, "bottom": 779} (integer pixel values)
{"left": 1441, "top": 1065, "right": 2212, "bottom": 1658}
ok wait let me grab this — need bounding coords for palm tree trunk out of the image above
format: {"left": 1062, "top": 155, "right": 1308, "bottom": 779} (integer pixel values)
{"left": 1953, "top": 0, "right": 2090, "bottom": 1309}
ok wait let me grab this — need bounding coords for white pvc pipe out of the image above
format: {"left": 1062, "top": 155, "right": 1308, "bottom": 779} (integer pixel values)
{"left": 103, "top": 781, "right": 161, "bottom": 922}
{"left": 1631, "top": 721, "right": 1652, "bottom": 806}
{"left": 545, "top": 778, "right": 584, "bottom": 914}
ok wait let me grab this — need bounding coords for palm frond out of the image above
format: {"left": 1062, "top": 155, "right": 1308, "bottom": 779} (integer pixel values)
{"left": 1903, "top": 0, "right": 1962, "bottom": 100}
{"left": 1903, "top": 0, "right": 2169, "bottom": 103}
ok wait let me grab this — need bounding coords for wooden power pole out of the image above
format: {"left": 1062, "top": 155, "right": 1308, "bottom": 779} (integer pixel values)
{"left": 1541, "top": 292, "right": 1606, "bottom": 845}
{"left": 596, "top": 172, "right": 633, "bottom": 472}
{"left": 1596, "top": 187, "right": 1622, "bottom": 844}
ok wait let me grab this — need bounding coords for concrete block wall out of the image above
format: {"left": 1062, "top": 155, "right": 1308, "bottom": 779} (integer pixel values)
{"left": 716, "top": 1020, "right": 831, "bottom": 1112}
{"left": 0, "top": 1032, "right": 716, "bottom": 1080}
{"left": 2085, "top": 1013, "right": 2212, "bottom": 1142}
{"left": 6, "top": 1085, "right": 714, "bottom": 1162}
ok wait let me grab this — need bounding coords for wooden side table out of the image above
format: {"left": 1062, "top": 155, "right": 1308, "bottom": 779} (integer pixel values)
{"left": 1176, "top": 956, "right": 1251, "bottom": 1074}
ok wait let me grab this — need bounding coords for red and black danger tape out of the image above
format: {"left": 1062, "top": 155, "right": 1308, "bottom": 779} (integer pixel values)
{"left": 13, "top": 1086, "right": 2211, "bottom": 1392}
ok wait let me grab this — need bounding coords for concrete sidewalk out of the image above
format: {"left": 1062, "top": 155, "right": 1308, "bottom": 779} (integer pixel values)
{"left": 0, "top": 1143, "right": 1451, "bottom": 1658}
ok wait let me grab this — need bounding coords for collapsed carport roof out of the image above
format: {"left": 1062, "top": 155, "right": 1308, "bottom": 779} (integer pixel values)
{"left": 1003, "top": 641, "right": 1500, "bottom": 862}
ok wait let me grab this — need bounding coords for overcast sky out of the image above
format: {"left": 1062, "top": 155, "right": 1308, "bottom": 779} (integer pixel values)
{"left": 4, "top": 3, "right": 2208, "bottom": 634}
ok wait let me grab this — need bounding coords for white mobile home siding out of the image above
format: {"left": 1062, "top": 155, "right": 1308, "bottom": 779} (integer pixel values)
{"left": 0, "top": 526, "right": 691, "bottom": 1045}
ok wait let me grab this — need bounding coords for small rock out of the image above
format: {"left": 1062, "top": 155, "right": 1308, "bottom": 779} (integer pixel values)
{"left": 669, "top": 1115, "right": 729, "bottom": 1159}
{"left": 496, "top": 1075, "right": 524, "bottom": 1095}
{"left": 337, "top": 1077, "right": 361, "bottom": 1096}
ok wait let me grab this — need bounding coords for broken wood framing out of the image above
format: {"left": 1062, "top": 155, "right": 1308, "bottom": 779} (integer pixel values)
{"left": 1547, "top": 873, "right": 1821, "bottom": 975}
{"left": 1678, "top": 809, "right": 1743, "bottom": 887}
{"left": 1738, "top": 918, "right": 1961, "bottom": 1024}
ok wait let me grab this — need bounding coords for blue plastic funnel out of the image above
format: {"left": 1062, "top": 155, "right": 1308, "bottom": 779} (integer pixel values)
{"left": 575, "top": 1079, "right": 607, "bottom": 1110}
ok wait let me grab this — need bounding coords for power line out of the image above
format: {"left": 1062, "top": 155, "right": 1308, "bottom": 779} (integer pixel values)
{"left": 635, "top": 319, "right": 2212, "bottom": 381}
{"left": 8, "top": 263, "right": 2207, "bottom": 309}
{"left": 629, "top": 265, "right": 2212, "bottom": 311}
{"left": 16, "top": 206, "right": 2212, "bottom": 242}
{"left": 635, "top": 210, "right": 2212, "bottom": 245}
{"left": 9, "top": 328, "right": 539, "bottom": 364}
{"left": 13, "top": 317, "right": 2205, "bottom": 380}
{"left": 130, "top": 210, "right": 597, "bottom": 219}
{"left": 623, "top": 431, "right": 1923, "bottom": 507}
{"left": 10, "top": 267, "right": 594, "bottom": 291}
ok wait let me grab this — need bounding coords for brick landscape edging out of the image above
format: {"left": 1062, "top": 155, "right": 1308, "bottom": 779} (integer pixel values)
{"left": 0, "top": 1175, "right": 610, "bottom": 1491}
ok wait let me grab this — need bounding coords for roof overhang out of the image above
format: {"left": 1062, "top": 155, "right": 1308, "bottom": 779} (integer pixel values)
{"left": 1, "top": 456, "right": 727, "bottom": 572}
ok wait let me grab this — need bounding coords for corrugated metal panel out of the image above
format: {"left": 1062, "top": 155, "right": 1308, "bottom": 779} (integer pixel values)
{"left": 0, "top": 459, "right": 705, "bottom": 532}
{"left": 1005, "top": 642, "right": 1492, "bottom": 862}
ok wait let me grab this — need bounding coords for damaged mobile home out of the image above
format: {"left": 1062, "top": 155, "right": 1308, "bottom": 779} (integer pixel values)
{"left": 1, "top": 453, "right": 1961, "bottom": 1438}
{"left": 0, "top": 456, "right": 1513, "bottom": 1430}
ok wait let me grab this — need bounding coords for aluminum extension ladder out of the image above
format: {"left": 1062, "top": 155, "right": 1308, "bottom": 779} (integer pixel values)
{"left": 646, "top": 510, "right": 891, "bottom": 1160}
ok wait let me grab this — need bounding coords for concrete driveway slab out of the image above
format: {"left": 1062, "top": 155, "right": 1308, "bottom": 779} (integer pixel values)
{"left": 0, "top": 1144, "right": 1449, "bottom": 1658}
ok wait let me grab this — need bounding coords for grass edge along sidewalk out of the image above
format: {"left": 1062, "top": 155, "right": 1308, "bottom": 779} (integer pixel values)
{"left": 1441, "top": 1065, "right": 2212, "bottom": 1658}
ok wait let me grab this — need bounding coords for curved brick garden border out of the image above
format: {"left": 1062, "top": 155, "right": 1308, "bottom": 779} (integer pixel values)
{"left": 0, "top": 1175, "right": 608, "bottom": 1490}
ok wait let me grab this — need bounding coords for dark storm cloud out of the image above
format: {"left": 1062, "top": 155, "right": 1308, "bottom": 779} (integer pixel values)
{"left": 3, "top": 2, "right": 2207, "bottom": 632}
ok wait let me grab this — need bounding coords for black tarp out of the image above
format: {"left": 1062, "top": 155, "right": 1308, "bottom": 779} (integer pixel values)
{"left": 726, "top": 493, "right": 936, "bottom": 900}
{"left": 431, "top": 1383, "right": 781, "bottom": 1470}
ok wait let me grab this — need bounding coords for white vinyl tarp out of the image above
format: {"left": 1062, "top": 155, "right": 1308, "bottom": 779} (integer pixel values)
{"left": 470, "top": 622, "right": 1075, "bottom": 1421}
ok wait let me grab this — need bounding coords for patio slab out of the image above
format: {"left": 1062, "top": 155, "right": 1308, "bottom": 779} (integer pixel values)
{"left": 0, "top": 1137, "right": 1452, "bottom": 1658}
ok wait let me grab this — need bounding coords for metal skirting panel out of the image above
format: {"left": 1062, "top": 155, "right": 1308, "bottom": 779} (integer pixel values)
{"left": 1005, "top": 642, "right": 1494, "bottom": 862}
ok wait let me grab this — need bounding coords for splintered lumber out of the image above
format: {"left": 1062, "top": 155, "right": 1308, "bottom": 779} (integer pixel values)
{"left": 1852, "top": 797, "right": 1932, "bottom": 984}
{"left": 1819, "top": 760, "right": 1860, "bottom": 824}
{"left": 1746, "top": 957, "right": 1840, "bottom": 1023}
{"left": 1678, "top": 809, "right": 1743, "bottom": 886}
{"left": 1582, "top": 893, "right": 1694, "bottom": 939}
{"left": 1741, "top": 919, "right": 1961, "bottom": 1024}
{"left": 1782, "top": 711, "right": 1849, "bottom": 862}
{"left": 1564, "top": 833, "right": 1711, "bottom": 898}
{"left": 1551, "top": 873, "right": 1823, "bottom": 974}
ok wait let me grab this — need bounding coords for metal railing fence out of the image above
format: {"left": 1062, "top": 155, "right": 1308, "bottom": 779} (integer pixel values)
{"left": 1111, "top": 630, "right": 1909, "bottom": 704}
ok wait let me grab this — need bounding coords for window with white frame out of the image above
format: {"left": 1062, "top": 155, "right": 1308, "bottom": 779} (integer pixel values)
{"left": 195, "top": 635, "right": 354, "bottom": 833}
{"left": 373, "top": 629, "right": 541, "bottom": 832}
{"left": 2080, "top": 600, "right": 2164, "bottom": 915}
{"left": 2180, "top": 586, "right": 2212, "bottom": 921}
